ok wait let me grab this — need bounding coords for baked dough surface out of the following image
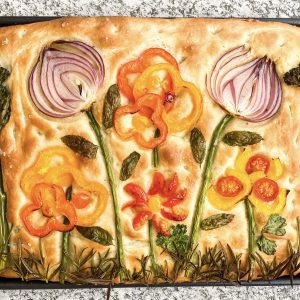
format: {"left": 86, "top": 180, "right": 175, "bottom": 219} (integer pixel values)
{"left": 0, "top": 16, "right": 299, "bottom": 283}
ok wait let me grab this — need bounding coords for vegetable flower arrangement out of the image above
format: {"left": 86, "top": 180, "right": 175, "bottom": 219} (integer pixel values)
{"left": 114, "top": 48, "right": 203, "bottom": 149}
{"left": 28, "top": 41, "right": 127, "bottom": 280}
{"left": 189, "top": 46, "right": 283, "bottom": 275}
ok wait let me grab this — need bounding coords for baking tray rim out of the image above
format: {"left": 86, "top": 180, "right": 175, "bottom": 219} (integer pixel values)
{"left": 0, "top": 16, "right": 299, "bottom": 289}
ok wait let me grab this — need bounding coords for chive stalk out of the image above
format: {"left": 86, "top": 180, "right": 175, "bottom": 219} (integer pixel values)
{"left": 86, "top": 110, "right": 126, "bottom": 276}
{"left": 59, "top": 186, "right": 72, "bottom": 283}
{"left": 189, "top": 114, "right": 233, "bottom": 249}
{"left": 153, "top": 129, "right": 160, "bottom": 168}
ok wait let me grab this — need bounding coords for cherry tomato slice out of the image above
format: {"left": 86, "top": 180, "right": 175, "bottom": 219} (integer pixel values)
{"left": 216, "top": 176, "right": 243, "bottom": 197}
{"left": 148, "top": 172, "right": 165, "bottom": 195}
{"left": 161, "top": 207, "right": 187, "bottom": 221}
{"left": 71, "top": 191, "right": 92, "bottom": 209}
{"left": 162, "top": 188, "right": 187, "bottom": 207}
{"left": 252, "top": 178, "right": 279, "bottom": 202}
{"left": 152, "top": 214, "right": 170, "bottom": 236}
{"left": 161, "top": 173, "right": 179, "bottom": 197}
{"left": 132, "top": 210, "right": 153, "bottom": 230}
{"left": 124, "top": 183, "right": 148, "bottom": 202}
{"left": 246, "top": 154, "right": 270, "bottom": 174}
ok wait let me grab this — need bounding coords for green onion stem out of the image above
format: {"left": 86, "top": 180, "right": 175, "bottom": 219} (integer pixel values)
{"left": 59, "top": 186, "right": 72, "bottom": 284}
{"left": 86, "top": 110, "right": 126, "bottom": 276}
{"left": 189, "top": 114, "right": 233, "bottom": 249}
{"left": 245, "top": 198, "right": 256, "bottom": 280}
{"left": 153, "top": 129, "right": 160, "bottom": 168}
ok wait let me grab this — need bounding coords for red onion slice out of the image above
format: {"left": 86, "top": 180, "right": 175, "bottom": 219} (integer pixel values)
{"left": 206, "top": 47, "right": 282, "bottom": 123}
{"left": 29, "top": 41, "right": 105, "bottom": 118}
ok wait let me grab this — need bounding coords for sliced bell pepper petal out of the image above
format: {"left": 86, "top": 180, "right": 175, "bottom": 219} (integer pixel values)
{"left": 114, "top": 93, "right": 168, "bottom": 149}
{"left": 138, "top": 48, "right": 179, "bottom": 70}
{"left": 122, "top": 200, "right": 148, "bottom": 211}
{"left": 162, "top": 188, "right": 187, "bottom": 207}
{"left": 21, "top": 183, "right": 77, "bottom": 237}
{"left": 72, "top": 191, "right": 92, "bottom": 209}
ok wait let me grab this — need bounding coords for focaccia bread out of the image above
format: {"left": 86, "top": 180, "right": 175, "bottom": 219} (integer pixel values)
{"left": 0, "top": 16, "right": 299, "bottom": 284}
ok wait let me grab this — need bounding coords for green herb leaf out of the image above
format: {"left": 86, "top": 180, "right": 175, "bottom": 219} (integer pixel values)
{"left": 200, "top": 213, "right": 234, "bottom": 231}
{"left": 190, "top": 128, "right": 206, "bottom": 164}
{"left": 222, "top": 131, "right": 263, "bottom": 147}
{"left": 257, "top": 214, "right": 287, "bottom": 255}
{"left": 284, "top": 64, "right": 300, "bottom": 86}
{"left": 257, "top": 235, "right": 277, "bottom": 255}
{"left": 61, "top": 135, "right": 98, "bottom": 159}
{"left": 119, "top": 151, "right": 141, "bottom": 181}
{"left": 76, "top": 225, "right": 113, "bottom": 246}
{"left": 156, "top": 224, "right": 189, "bottom": 254}
{"left": 102, "top": 84, "right": 121, "bottom": 129}
{"left": 0, "top": 67, "right": 9, "bottom": 84}
{"left": 0, "top": 84, "right": 11, "bottom": 132}
{"left": 262, "top": 214, "right": 287, "bottom": 236}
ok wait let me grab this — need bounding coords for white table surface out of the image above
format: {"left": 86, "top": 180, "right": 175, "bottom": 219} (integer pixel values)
{"left": 1, "top": 0, "right": 300, "bottom": 299}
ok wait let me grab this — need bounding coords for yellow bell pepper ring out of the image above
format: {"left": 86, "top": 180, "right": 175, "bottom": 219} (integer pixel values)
{"left": 43, "top": 166, "right": 108, "bottom": 227}
{"left": 133, "top": 63, "right": 203, "bottom": 133}
{"left": 21, "top": 147, "right": 80, "bottom": 196}
{"left": 207, "top": 169, "right": 251, "bottom": 211}
{"left": 249, "top": 188, "right": 287, "bottom": 215}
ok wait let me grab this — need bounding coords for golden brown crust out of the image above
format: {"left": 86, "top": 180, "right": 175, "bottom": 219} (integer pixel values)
{"left": 0, "top": 16, "right": 300, "bottom": 282}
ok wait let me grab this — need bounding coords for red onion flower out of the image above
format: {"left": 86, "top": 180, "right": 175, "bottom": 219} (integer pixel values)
{"left": 29, "top": 41, "right": 105, "bottom": 118}
{"left": 206, "top": 46, "right": 282, "bottom": 122}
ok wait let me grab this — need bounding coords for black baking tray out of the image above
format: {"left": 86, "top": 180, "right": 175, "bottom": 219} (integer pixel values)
{"left": 0, "top": 16, "right": 299, "bottom": 289}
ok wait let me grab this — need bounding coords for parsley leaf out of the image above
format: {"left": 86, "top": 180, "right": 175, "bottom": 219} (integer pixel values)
{"left": 262, "top": 214, "right": 286, "bottom": 236}
{"left": 156, "top": 224, "right": 189, "bottom": 254}
{"left": 257, "top": 214, "right": 287, "bottom": 255}
{"left": 257, "top": 236, "right": 277, "bottom": 255}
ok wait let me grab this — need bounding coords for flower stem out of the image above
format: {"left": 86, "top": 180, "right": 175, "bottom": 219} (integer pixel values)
{"left": 245, "top": 198, "right": 256, "bottom": 280}
{"left": 189, "top": 114, "right": 233, "bottom": 249}
{"left": 153, "top": 129, "right": 160, "bottom": 168}
{"left": 148, "top": 220, "right": 158, "bottom": 271}
{"left": 86, "top": 110, "right": 126, "bottom": 276}
{"left": 0, "top": 160, "right": 9, "bottom": 270}
{"left": 59, "top": 186, "right": 72, "bottom": 284}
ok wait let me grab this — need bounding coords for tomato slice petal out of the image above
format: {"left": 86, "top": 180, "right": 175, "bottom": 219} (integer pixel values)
{"left": 161, "top": 173, "right": 179, "bottom": 197}
{"left": 148, "top": 172, "right": 165, "bottom": 195}
{"left": 246, "top": 154, "right": 270, "bottom": 174}
{"left": 216, "top": 175, "right": 243, "bottom": 197}
{"left": 124, "top": 183, "right": 148, "bottom": 202}
{"left": 252, "top": 178, "right": 279, "bottom": 202}
{"left": 132, "top": 210, "right": 153, "bottom": 230}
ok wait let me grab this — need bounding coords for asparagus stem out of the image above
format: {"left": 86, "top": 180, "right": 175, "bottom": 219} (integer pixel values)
{"left": 153, "top": 129, "right": 160, "bottom": 168}
{"left": 245, "top": 198, "right": 256, "bottom": 280}
{"left": 189, "top": 114, "right": 233, "bottom": 249}
{"left": 59, "top": 186, "right": 72, "bottom": 284}
{"left": 0, "top": 160, "right": 8, "bottom": 270}
{"left": 86, "top": 110, "right": 125, "bottom": 274}
{"left": 148, "top": 220, "right": 158, "bottom": 272}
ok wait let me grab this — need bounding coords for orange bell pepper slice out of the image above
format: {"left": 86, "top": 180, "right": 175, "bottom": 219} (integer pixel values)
{"left": 20, "top": 183, "right": 77, "bottom": 237}
{"left": 133, "top": 63, "right": 202, "bottom": 133}
{"left": 117, "top": 48, "right": 179, "bottom": 102}
{"left": 114, "top": 93, "right": 168, "bottom": 149}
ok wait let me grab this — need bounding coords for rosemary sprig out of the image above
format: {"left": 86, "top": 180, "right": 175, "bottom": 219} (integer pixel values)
{"left": 59, "top": 186, "right": 72, "bottom": 283}
{"left": 245, "top": 198, "right": 256, "bottom": 280}
{"left": 189, "top": 114, "right": 233, "bottom": 249}
{"left": 86, "top": 109, "right": 127, "bottom": 279}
